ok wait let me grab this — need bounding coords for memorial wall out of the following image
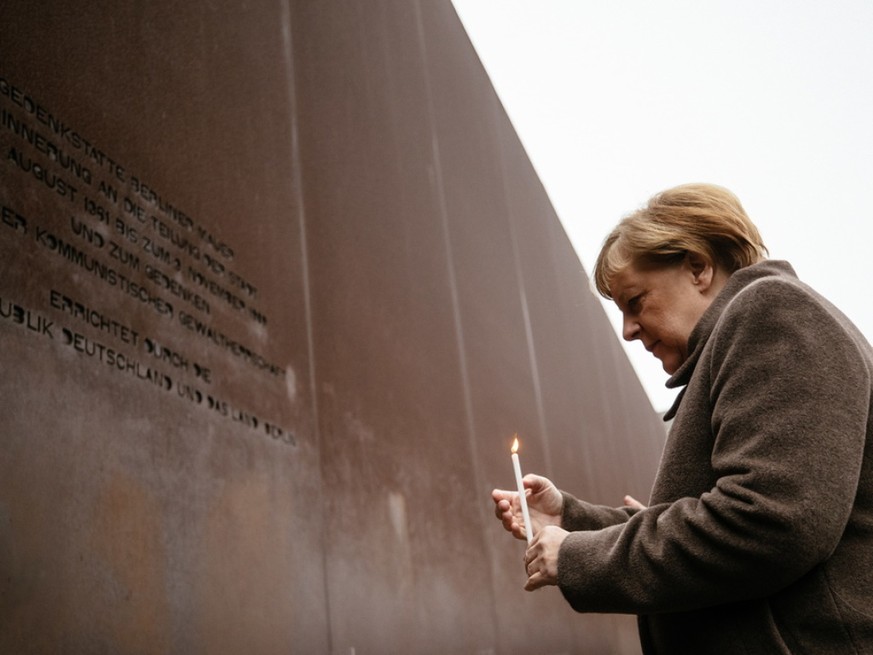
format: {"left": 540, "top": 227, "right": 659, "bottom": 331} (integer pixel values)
{"left": 0, "top": 2, "right": 666, "bottom": 653}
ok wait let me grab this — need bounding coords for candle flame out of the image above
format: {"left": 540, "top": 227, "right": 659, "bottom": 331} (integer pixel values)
{"left": 511, "top": 434, "right": 519, "bottom": 454}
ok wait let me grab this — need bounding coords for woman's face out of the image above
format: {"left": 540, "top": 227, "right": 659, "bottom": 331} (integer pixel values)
{"left": 611, "top": 258, "right": 721, "bottom": 375}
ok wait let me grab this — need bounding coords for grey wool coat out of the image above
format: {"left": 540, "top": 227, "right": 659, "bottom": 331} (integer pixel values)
{"left": 557, "top": 261, "right": 873, "bottom": 654}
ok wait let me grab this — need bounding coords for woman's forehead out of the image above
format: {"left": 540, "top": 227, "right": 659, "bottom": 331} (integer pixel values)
{"left": 609, "top": 266, "right": 642, "bottom": 304}
{"left": 611, "top": 260, "right": 685, "bottom": 302}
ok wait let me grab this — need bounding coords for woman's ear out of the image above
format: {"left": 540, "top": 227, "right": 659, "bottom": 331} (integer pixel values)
{"left": 685, "top": 252, "right": 715, "bottom": 292}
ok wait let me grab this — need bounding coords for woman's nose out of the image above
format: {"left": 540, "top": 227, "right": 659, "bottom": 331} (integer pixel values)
{"left": 622, "top": 315, "right": 640, "bottom": 341}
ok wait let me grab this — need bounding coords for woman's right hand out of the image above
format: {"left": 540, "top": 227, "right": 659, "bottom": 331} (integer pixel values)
{"left": 491, "top": 474, "right": 563, "bottom": 542}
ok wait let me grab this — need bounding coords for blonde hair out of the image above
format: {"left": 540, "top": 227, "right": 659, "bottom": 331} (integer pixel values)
{"left": 593, "top": 183, "right": 768, "bottom": 299}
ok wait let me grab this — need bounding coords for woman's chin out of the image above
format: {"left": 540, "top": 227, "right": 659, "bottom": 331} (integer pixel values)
{"left": 657, "top": 355, "right": 680, "bottom": 375}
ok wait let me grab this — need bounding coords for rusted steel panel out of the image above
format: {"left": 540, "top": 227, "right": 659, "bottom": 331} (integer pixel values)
{"left": 0, "top": 1, "right": 663, "bottom": 653}
{"left": 0, "top": 2, "right": 328, "bottom": 653}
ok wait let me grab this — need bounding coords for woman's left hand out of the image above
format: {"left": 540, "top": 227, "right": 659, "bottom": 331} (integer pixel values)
{"left": 523, "top": 525, "right": 569, "bottom": 591}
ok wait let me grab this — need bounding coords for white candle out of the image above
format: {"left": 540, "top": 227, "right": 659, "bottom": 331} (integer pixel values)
{"left": 511, "top": 435, "right": 533, "bottom": 545}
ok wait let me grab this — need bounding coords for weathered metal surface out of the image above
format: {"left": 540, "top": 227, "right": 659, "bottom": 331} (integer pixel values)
{"left": 0, "top": 1, "right": 665, "bottom": 653}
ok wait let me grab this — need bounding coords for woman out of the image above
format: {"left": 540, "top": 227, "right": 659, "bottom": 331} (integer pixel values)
{"left": 492, "top": 184, "right": 873, "bottom": 654}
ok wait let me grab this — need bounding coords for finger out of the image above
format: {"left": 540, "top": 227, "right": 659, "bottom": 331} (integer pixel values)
{"left": 502, "top": 510, "right": 526, "bottom": 538}
{"left": 502, "top": 505, "right": 517, "bottom": 527}
{"left": 523, "top": 547, "right": 538, "bottom": 574}
{"left": 522, "top": 473, "right": 554, "bottom": 494}
{"left": 524, "top": 572, "right": 545, "bottom": 592}
{"left": 492, "top": 490, "right": 515, "bottom": 516}
{"left": 524, "top": 541, "right": 537, "bottom": 561}
{"left": 492, "top": 489, "right": 514, "bottom": 504}
{"left": 493, "top": 490, "right": 530, "bottom": 540}
{"left": 521, "top": 474, "right": 542, "bottom": 493}
{"left": 500, "top": 513, "right": 513, "bottom": 533}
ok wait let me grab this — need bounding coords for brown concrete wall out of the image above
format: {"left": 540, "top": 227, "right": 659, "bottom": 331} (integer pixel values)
{"left": 0, "top": 1, "right": 665, "bottom": 653}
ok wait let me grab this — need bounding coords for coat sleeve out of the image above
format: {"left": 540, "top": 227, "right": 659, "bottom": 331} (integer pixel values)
{"left": 557, "top": 279, "right": 871, "bottom": 614}
{"left": 561, "top": 491, "right": 636, "bottom": 531}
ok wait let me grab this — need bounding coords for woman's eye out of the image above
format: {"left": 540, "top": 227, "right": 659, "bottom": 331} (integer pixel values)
{"left": 628, "top": 295, "right": 642, "bottom": 312}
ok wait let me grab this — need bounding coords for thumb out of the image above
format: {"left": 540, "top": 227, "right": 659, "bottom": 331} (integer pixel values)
{"left": 522, "top": 473, "right": 549, "bottom": 493}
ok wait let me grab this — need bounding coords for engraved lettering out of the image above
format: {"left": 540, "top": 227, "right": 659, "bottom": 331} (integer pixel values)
{"left": 142, "top": 236, "right": 173, "bottom": 267}
{"left": 61, "top": 327, "right": 173, "bottom": 391}
{"left": 195, "top": 224, "right": 234, "bottom": 260}
{"left": 144, "top": 264, "right": 210, "bottom": 314}
{"left": 0, "top": 76, "right": 126, "bottom": 180}
{"left": 0, "top": 297, "right": 53, "bottom": 338}
{"left": 122, "top": 196, "right": 146, "bottom": 221}
{"left": 148, "top": 215, "right": 200, "bottom": 259}
{"left": 7, "top": 146, "right": 78, "bottom": 202}
{"left": 1, "top": 107, "right": 93, "bottom": 185}
{"left": 207, "top": 395, "right": 229, "bottom": 416}
{"left": 108, "top": 240, "right": 140, "bottom": 270}
{"left": 70, "top": 215, "right": 106, "bottom": 249}
{"left": 144, "top": 337, "right": 189, "bottom": 372}
{"left": 248, "top": 307, "right": 267, "bottom": 326}
{"left": 2, "top": 73, "right": 294, "bottom": 447}
{"left": 49, "top": 289, "right": 140, "bottom": 346}
{"left": 1, "top": 204, "right": 27, "bottom": 234}
{"left": 193, "top": 363, "right": 212, "bottom": 383}
{"left": 178, "top": 310, "right": 285, "bottom": 378}
{"left": 227, "top": 270, "right": 258, "bottom": 299}
{"left": 177, "top": 382, "right": 203, "bottom": 404}
{"left": 185, "top": 266, "right": 246, "bottom": 311}
{"left": 113, "top": 216, "right": 138, "bottom": 244}
{"left": 83, "top": 195, "right": 112, "bottom": 225}
{"left": 129, "top": 176, "right": 194, "bottom": 231}
{"left": 98, "top": 180, "right": 118, "bottom": 204}
{"left": 265, "top": 422, "right": 297, "bottom": 446}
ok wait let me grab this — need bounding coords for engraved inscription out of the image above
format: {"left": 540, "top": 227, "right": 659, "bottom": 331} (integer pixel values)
{"left": 0, "top": 73, "right": 296, "bottom": 447}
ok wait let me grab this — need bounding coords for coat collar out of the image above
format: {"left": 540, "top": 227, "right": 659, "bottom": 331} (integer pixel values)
{"left": 662, "top": 260, "right": 797, "bottom": 420}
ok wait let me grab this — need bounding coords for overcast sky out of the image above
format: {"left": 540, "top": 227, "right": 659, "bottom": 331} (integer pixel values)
{"left": 451, "top": 0, "right": 873, "bottom": 412}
